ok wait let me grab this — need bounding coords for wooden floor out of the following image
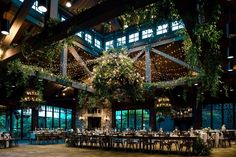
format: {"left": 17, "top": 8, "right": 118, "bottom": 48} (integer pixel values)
{"left": 0, "top": 144, "right": 235, "bottom": 157}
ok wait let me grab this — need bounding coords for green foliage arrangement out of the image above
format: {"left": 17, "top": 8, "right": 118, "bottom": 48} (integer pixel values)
{"left": 92, "top": 49, "right": 144, "bottom": 102}
{"left": 3, "top": 59, "right": 30, "bottom": 97}
{"left": 182, "top": 4, "right": 222, "bottom": 96}
{"left": 193, "top": 137, "right": 212, "bottom": 156}
{"left": 118, "top": 0, "right": 180, "bottom": 29}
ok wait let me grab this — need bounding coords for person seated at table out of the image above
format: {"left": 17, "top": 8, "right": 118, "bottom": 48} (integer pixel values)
{"left": 172, "top": 127, "right": 180, "bottom": 135}
{"left": 189, "top": 126, "right": 195, "bottom": 137}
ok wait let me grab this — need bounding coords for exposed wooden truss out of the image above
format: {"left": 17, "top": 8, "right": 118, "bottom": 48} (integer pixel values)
{"left": 1, "top": 0, "right": 156, "bottom": 62}
{"left": 68, "top": 46, "right": 93, "bottom": 76}
{"left": 151, "top": 48, "right": 200, "bottom": 72}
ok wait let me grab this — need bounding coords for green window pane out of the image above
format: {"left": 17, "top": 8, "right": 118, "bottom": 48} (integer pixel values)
{"left": 22, "top": 109, "right": 32, "bottom": 139}
{"left": 115, "top": 110, "right": 121, "bottom": 131}
{"left": 0, "top": 111, "right": 7, "bottom": 132}
{"left": 38, "top": 106, "right": 46, "bottom": 128}
{"left": 223, "top": 103, "right": 233, "bottom": 129}
{"left": 129, "top": 110, "right": 135, "bottom": 130}
{"left": 46, "top": 106, "right": 53, "bottom": 128}
{"left": 212, "top": 104, "right": 222, "bottom": 129}
{"left": 143, "top": 109, "right": 150, "bottom": 130}
{"left": 136, "top": 109, "right": 142, "bottom": 130}
{"left": 67, "top": 109, "right": 72, "bottom": 129}
{"left": 60, "top": 108, "right": 66, "bottom": 129}
{"left": 202, "top": 104, "right": 211, "bottom": 128}
{"left": 12, "top": 110, "right": 21, "bottom": 138}
{"left": 122, "top": 110, "right": 128, "bottom": 131}
{"left": 54, "top": 107, "right": 60, "bottom": 128}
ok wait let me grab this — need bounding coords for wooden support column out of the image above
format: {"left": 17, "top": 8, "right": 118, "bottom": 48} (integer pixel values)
{"left": 145, "top": 46, "right": 152, "bottom": 83}
{"left": 60, "top": 42, "right": 68, "bottom": 76}
{"left": 49, "top": 0, "right": 58, "bottom": 19}
{"left": 32, "top": 108, "right": 38, "bottom": 130}
{"left": 133, "top": 50, "right": 144, "bottom": 61}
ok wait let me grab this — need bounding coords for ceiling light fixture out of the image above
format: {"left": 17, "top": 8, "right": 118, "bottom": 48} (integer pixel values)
{"left": 66, "top": 0, "right": 72, "bottom": 8}
{"left": 227, "top": 47, "right": 234, "bottom": 59}
{"left": 227, "top": 61, "right": 233, "bottom": 72}
{"left": 1, "top": 19, "right": 10, "bottom": 35}
{"left": 38, "top": 0, "right": 47, "bottom": 13}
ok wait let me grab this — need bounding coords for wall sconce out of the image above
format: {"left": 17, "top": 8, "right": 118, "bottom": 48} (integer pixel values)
{"left": 105, "top": 116, "right": 110, "bottom": 121}
{"left": 227, "top": 61, "right": 233, "bottom": 72}
{"left": 38, "top": 0, "right": 47, "bottom": 13}
{"left": 79, "top": 116, "right": 85, "bottom": 120}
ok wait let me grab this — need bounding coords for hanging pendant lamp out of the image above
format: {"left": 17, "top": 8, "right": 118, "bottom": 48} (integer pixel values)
{"left": 38, "top": 0, "right": 47, "bottom": 13}
{"left": 0, "top": 18, "right": 10, "bottom": 35}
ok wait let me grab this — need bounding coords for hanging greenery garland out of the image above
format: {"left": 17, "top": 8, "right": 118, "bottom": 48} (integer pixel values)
{"left": 118, "top": 0, "right": 180, "bottom": 30}
{"left": 92, "top": 49, "right": 144, "bottom": 102}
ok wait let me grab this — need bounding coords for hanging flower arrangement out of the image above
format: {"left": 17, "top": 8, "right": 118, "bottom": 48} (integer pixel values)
{"left": 92, "top": 49, "right": 144, "bottom": 102}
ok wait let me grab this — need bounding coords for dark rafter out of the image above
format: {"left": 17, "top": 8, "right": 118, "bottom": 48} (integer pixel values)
{"left": 2, "top": 0, "right": 35, "bottom": 45}
{"left": 1, "top": 0, "right": 156, "bottom": 63}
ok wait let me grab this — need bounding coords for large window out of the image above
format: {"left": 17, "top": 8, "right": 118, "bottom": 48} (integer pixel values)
{"left": 202, "top": 104, "right": 211, "bottom": 128}
{"left": 122, "top": 110, "right": 128, "bottom": 130}
{"left": 142, "top": 29, "right": 153, "bottom": 39}
{"left": 85, "top": 33, "right": 92, "bottom": 44}
{"left": 67, "top": 109, "right": 72, "bottom": 129}
{"left": 38, "top": 105, "right": 46, "bottom": 128}
{"left": 117, "top": 36, "right": 126, "bottom": 46}
{"left": 0, "top": 111, "right": 9, "bottom": 132}
{"left": 22, "top": 109, "right": 32, "bottom": 139}
{"left": 115, "top": 109, "right": 150, "bottom": 131}
{"left": 136, "top": 109, "right": 143, "bottom": 130}
{"left": 129, "top": 32, "right": 139, "bottom": 43}
{"left": 223, "top": 103, "right": 233, "bottom": 129}
{"left": 212, "top": 104, "right": 222, "bottom": 129}
{"left": 76, "top": 32, "right": 83, "bottom": 38}
{"left": 46, "top": 106, "right": 53, "bottom": 128}
{"left": 12, "top": 110, "right": 22, "bottom": 139}
{"left": 60, "top": 108, "right": 66, "bottom": 129}
{"left": 172, "top": 21, "right": 184, "bottom": 31}
{"left": 202, "top": 103, "right": 236, "bottom": 129}
{"left": 95, "top": 38, "right": 101, "bottom": 48}
{"left": 105, "top": 40, "right": 113, "bottom": 50}
{"left": 143, "top": 109, "right": 150, "bottom": 130}
{"left": 129, "top": 110, "right": 135, "bottom": 130}
{"left": 115, "top": 111, "right": 122, "bottom": 130}
{"left": 38, "top": 105, "right": 72, "bottom": 130}
{"left": 54, "top": 107, "right": 60, "bottom": 128}
{"left": 156, "top": 24, "right": 168, "bottom": 35}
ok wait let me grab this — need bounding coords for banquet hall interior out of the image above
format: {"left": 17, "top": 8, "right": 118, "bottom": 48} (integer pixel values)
{"left": 0, "top": 0, "right": 236, "bottom": 156}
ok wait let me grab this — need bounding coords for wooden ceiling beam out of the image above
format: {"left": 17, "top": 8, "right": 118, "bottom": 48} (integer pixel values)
{"left": 1, "top": 0, "right": 156, "bottom": 62}
{"left": 68, "top": 46, "right": 93, "bottom": 76}
{"left": 2, "top": 0, "right": 35, "bottom": 45}
{"left": 151, "top": 48, "right": 200, "bottom": 72}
